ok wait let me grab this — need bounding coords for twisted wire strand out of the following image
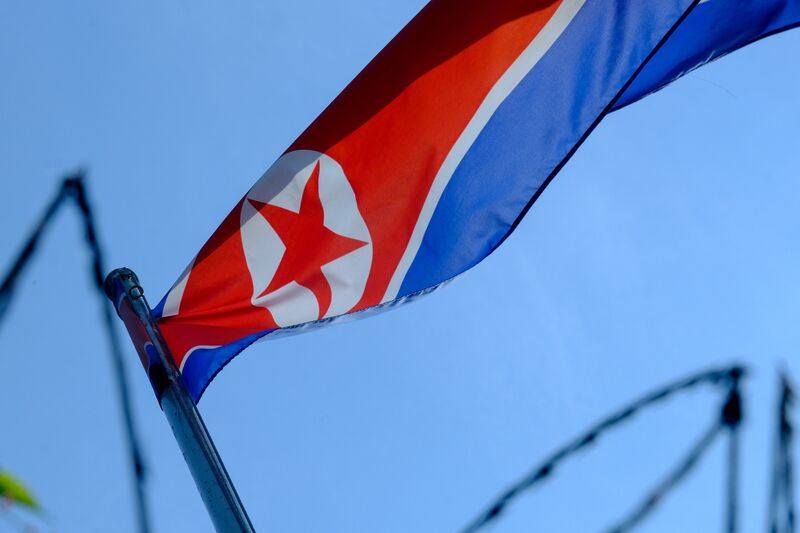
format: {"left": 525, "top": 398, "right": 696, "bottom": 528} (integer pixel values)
{"left": 0, "top": 185, "right": 67, "bottom": 325}
{"left": 608, "top": 375, "right": 742, "bottom": 533}
{"left": 462, "top": 366, "right": 745, "bottom": 533}
{"left": 0, "top": 174, "right": 151, "bottom": 533}
{"left": 604, "top": 419, "right": 723, "bottom": 533}
{"left": 769, "top": 373, "right": 795, "bottom": 533}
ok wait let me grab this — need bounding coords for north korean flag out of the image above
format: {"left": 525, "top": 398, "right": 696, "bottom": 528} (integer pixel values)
{"left": 151, "top": 0, "right": 800, "bottom": 401}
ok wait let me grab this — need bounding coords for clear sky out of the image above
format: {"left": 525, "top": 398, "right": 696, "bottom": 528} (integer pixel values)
{"left": 1, "top": 1, "right": 799, "bottom": 532}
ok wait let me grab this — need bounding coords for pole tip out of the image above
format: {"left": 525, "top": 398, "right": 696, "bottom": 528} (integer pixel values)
{"left": 104, "top": 267, "right": 141, "bottom": 302}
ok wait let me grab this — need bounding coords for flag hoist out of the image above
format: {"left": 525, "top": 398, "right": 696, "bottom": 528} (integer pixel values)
{"left": 105, "top": 268, "right": 255, "bottom": 533}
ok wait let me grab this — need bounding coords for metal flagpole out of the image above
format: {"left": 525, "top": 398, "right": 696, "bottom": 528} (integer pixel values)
{"left": 104, "top": 268, "right": 255, "bottom": 533}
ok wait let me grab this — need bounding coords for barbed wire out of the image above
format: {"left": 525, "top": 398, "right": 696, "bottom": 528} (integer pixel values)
{"left": 607, "top": 373, "right": 742, "bottom": 533}
{"left": 0, "top": 184, "right": 66, "bottom": 325}
{"left": 769, "top": 371, "right": 795, "bottom": 533}
{"left": 461, "top": 366, "right": 745, "bottom": 533}
{"left": 724, "top": 373, "right": 743, "bottom": 533}
{"left": 0, "top": 174, "right": 151, "bottom": 533}
{"left": 605, "top": 419, "right": 723, "bottom": 533}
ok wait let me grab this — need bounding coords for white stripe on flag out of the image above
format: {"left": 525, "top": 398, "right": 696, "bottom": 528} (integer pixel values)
{"left": 162, "top": 257, "right": 195, "bottom": 318}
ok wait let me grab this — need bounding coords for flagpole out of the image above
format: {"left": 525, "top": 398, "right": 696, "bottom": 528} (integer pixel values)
{"left": 104, "top": 268, "right": 255, "bottom": 533}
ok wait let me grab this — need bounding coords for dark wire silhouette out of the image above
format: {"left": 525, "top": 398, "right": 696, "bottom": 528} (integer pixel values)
{"left": 0, "top": 184, "right": 66, "bottom": 324}
{"left": 605, "top": 421, "right": 722, "bottom": 533}
{"left": 606, "top": 369, "right": 742, "bottom": 533}
{"left": 724, "top": 372, "right": 743, "bottom": 533}
{"left": 461, "top": 366, "right": 745, "bottom": 533}
{"left": 0, "top": 173, "right": 151, "bottom": 533}
{"left": 769, "top": 372, "right": 795, "bottom": 533}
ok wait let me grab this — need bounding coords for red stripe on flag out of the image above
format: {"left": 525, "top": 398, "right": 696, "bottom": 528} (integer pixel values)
{"left": 291, "top": 0, "right": 564, "bottom": 308}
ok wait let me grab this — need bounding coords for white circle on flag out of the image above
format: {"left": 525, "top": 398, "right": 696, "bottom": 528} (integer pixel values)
{"left": 240, "top": 150, "right": 373, "bottom": 327}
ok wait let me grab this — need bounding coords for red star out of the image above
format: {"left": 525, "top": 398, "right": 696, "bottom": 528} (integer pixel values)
{"left": 248, "top": 161, "right": 368, "bottom": 319}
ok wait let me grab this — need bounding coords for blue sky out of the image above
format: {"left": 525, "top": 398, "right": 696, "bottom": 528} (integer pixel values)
{"left": 1, "top": 1, "right": 799, "bottom": 532}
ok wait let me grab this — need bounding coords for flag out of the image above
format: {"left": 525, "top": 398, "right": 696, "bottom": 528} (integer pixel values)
{"left": 153, "top": 0, "right": 799, "bottom": 401}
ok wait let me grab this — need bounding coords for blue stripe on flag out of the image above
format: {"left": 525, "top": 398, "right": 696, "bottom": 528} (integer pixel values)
{"left": 181, "top": 332, "right": 270, "bottom": 400}
{"left": 616, "top": 0, "right": 800, "bottom": 109}
{"left": 400, "top": 0, "right": 698, "bottom": 295}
